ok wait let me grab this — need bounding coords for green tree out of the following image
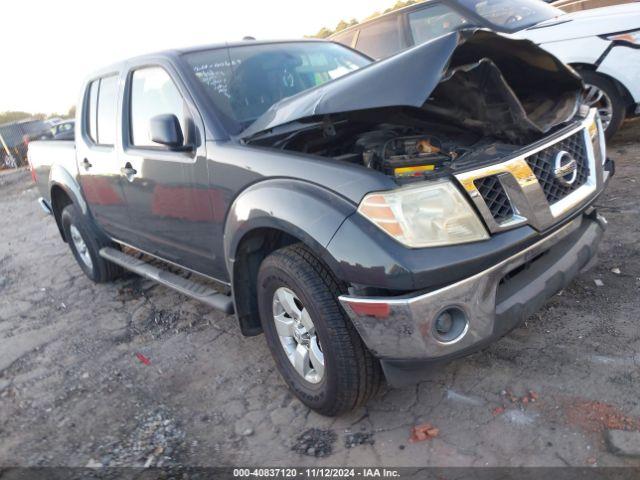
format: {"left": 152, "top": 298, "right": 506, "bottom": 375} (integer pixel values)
{"left": 312, "top": 27, "right": 335, "bottom": 39}
{"left": 335, "top": 20, "right": 350, "bottom": 33}
{"left": 384, "top": 0, "right": 417, "bottom": 14}
{"left": 364, "top": 11, "right": 381, "bottom": 21}
{"left": 0, "top": 111, "right": 32, "bottom": 125}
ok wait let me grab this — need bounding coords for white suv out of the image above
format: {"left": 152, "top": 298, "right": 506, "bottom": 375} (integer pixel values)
{"left": 330, "top": 0, "right": 640, "bottom": 138}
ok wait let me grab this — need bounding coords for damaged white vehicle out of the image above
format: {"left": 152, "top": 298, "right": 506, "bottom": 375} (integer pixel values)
{"left": 330, "top": 0, "right": 640, "bottom": 139}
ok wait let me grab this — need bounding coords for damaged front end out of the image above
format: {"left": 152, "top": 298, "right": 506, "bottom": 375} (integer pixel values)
{"left": 421, "top": 31, "right": 582, "bottom": 143}
{"left": 234, "top": 31, "right": 612, "bottom": 385}
{"left": 242, "top": 30, "right": 585, "bottom": 182}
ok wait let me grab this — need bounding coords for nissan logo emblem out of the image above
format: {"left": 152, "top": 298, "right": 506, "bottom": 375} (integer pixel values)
{"left": 553, "top": 151, "right": 578, "bottom": 186}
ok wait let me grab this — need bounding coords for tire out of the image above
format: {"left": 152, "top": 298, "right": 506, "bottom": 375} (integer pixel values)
{"left": 60, "top": 204, "right": 122, "bottom": 283}
{"left": 579, "top": 70, "right": 626, "bottom": 140}
{"left": 257, "top": 244, "right": 382, "bottom": 416}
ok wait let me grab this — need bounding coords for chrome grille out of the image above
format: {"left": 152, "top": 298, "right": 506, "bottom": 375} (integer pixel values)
{"left": 525, "top": 130, "right": 590, "bottom": 204}
{"left": 474, "top": 176, "right": 513, "bottom": 224}
{"left": 454, "top": 109, "right": 604, "bottom": 234}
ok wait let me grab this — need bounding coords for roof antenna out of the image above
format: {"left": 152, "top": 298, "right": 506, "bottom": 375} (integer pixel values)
{"left": 243, "top": 36, "right": 256, "bottom": 41}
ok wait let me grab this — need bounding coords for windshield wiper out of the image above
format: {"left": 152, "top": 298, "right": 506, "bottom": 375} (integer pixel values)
{"left": 239, "top": 120, "right": 324, "bottom": 144}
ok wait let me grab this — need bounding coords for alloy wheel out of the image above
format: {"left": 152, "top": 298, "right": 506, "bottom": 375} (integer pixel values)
{"left": 69, "top": 224, "right": 93, "bottom": 270}
{"left": 272, "top": 287, "right": 325, "bottom": 384}
{"left": 582, "top": 83, "right": 613, "bottom": 131}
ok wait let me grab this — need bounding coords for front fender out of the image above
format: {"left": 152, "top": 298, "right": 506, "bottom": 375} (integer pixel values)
{"left": 536, "top": 36, "right": 609, "bottom": 66}
{"left": 224, "top": 179, "right": 356, "bottom": 277}
{"left": 597, "top": 44, "right": 640, "bottom": 103}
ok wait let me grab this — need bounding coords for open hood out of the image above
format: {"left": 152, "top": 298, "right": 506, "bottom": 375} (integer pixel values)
{"left": 240, "top": 30, "right": 583, "bottom": 144}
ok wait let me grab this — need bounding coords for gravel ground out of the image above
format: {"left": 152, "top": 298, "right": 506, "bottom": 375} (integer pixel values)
{"left": 0, "top": 121, "right": 639, "bottom": 468}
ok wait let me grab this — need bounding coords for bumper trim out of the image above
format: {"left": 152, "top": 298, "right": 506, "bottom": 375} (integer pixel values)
{"left": 339, "top": 212, "right": 606, "bottom": 364}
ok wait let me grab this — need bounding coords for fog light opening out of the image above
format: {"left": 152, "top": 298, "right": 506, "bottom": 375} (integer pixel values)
{"left": 433, "top": 308, "right": 468, "bottom": 344}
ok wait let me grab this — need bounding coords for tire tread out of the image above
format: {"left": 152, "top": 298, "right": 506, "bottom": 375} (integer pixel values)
{"left": 259, "top": 244, "right": 382, "bottom": 416}
{"left": 61, "top": 204, "right": 122, "bottom": 283}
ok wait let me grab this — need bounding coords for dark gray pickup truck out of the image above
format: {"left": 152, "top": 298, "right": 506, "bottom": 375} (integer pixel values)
{"left": 28, "top": 30, "right": 612, "bottom": 415}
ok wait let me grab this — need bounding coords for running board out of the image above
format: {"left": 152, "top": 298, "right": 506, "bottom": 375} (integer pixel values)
{"left": 99, "top": 247, "right": 234, "bottom": 314}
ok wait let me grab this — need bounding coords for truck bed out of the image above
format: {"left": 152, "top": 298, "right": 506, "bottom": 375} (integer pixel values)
{"left": 27, "top": 140, "right": 76, "bottom": 203}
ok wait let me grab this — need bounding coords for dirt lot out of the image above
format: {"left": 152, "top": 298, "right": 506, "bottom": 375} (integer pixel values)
{"left": 1, "top": 121, "right": 639, "bottom": 468}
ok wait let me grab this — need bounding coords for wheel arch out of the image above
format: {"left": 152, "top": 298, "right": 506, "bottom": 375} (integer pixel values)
{"left": 48, "top": 161, "right": 90, "bottom": 242}
{"left": 231, "top": 227, "right": 301, "bottom": 336}
{"left": 571, "top": 63, "right": 636, "bottom": 113}
{"left": 224, "top": 179, "right": 356, "bottom": 336}
{"left": 50, "top": 183, "right": 76, "bottom": 242}
{"left": 569, "top": 62, "right": 597, "bottom": 72}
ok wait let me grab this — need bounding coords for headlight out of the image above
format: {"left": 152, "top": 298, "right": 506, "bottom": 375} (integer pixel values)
{"left": 358, "top": 180, "right": 489, "bottom": 248}
{"left": 605, "top": 29, "right": 640, "bottom": 45}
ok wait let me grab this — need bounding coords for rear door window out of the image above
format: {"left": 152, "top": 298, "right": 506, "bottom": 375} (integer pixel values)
{"left": 86, "top": 80, "right": 99, "bottom": 142}
{"left": 408, "top": 4, "right": 469, "bottom": 45}
{"left": 355, "top": 16, "right": 403, "bottom": 59}
{"left": 85, "top": 76, "right": 118, "bottom": 146}
{"left": 96, "top": 76, "right": 118, "bottom": 146}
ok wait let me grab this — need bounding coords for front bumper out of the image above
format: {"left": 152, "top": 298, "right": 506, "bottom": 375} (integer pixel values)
{"left": 339, "top": 210, "right": 606, "bottom": 385}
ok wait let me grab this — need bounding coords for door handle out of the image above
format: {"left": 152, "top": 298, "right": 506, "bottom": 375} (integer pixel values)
{"left": 120, "top": 163, "right": 137, "bottom": 179}
{"left": 82, "top": 158, "right": 92, "bottom": 170}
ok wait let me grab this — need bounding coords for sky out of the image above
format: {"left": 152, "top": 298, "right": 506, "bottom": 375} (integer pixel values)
{"left": 0, "top": 0, "right": 399, "bottom": 115}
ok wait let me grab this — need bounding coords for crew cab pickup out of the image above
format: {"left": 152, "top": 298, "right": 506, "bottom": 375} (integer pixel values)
{"left": 28, "top": 31, "right": 613, "bottom": 416}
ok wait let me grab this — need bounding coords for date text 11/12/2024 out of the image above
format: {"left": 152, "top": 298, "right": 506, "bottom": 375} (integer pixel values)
{"left": 233, "top": 468, "right": 401, "bottom": 478}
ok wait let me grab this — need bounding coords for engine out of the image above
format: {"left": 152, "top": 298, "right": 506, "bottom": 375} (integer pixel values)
{"left": 355, "top": 129, "right": 461, "bottom": 178}
{"left": 253, "top": 116, "right": 520, "bottom": 181}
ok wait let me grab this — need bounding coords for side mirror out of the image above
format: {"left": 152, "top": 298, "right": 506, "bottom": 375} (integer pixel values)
{"left": 150, "top": 114, "right": 191, "bottom": 151}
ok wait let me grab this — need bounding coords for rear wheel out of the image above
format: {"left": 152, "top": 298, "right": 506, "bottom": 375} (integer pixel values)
{"left": 60, "top": 204, "right": 122, "bottom": 283}
{"left": 257, "top": 244, "right": 382, "bottom": 416}
{"left": 579, "top": 70, "right": 626, "bottom": 140}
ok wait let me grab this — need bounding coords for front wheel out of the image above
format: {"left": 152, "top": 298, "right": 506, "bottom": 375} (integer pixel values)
{"left": 579, "top": 70, "right": 626, "bottom": 140}
{"left": 257, "top": 245, "right": 382, "bottom": 416}
{"left": 60, "top": 204, "right": 122, "bottom": 283}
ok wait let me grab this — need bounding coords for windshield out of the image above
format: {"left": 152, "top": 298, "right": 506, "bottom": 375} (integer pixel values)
{"left": 183, "top": 42, "right": 371, "bottom": 134}
{"left": 457, "top": 0, "right": 562, "bottom": 31}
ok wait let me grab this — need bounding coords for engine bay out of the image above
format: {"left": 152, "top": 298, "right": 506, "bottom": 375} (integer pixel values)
{"left": 252, "top": 110, "right": 526, "bottom": 182}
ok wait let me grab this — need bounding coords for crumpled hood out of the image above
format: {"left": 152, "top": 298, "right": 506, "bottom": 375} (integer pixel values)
{"left": 512, "top": 3, "right": 640, "bottom": 44}
{"left": 240, "top": 29, "right": 583, "bottom": 143}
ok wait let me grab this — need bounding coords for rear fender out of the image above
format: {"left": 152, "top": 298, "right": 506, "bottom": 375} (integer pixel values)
{"left": 48, "top": 165, "right": 88, "bottom": 240}
{"left": 49, "top": 164, "right": 87, "bottom": 215}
